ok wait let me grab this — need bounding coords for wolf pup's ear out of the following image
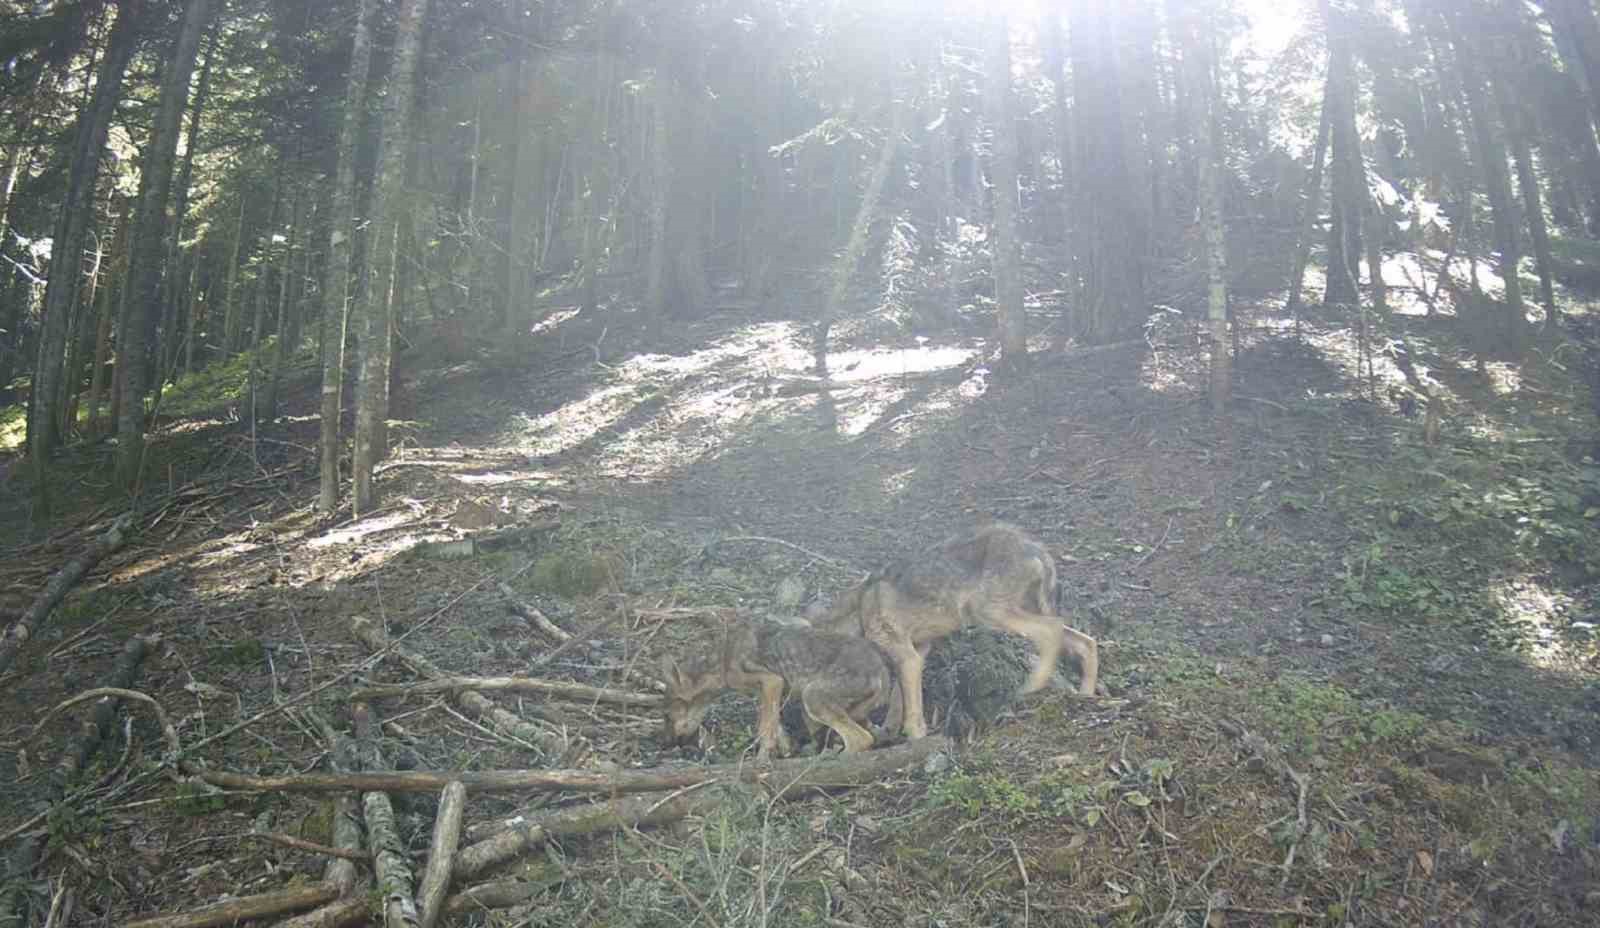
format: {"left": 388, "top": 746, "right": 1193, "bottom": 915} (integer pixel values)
{"left": 659, "top": 655, "right": 681, "bottom": 688}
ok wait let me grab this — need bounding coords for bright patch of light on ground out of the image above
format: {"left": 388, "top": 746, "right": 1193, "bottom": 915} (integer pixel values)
{"left": 513, "top": 382, "right": 642, "bottom": 457}
{"left": 882, "top": 466, "right": 918, "bottom": 497}
{"left": 621, "top": 322, "right": 809, "bottom": 379}
{"left": 529, "top": 308, "right": 580, "bottom": 336}
{"left": 1482, "top": 361, "right": 1522, "bottom": 395}
{"left": 1488, "top": 576, "right": 1583, "bottom": 667}
{"left": 838, "top": 385, "right": 908, "bottom": 437}
{"left": 826, "top": 345, "right": 975, "bottom": 383}
{"left": 452, "top": 468, "right": 568, "bottom": 487}
{"left": 307, "top": 510, "right": 415, "bottom": 549}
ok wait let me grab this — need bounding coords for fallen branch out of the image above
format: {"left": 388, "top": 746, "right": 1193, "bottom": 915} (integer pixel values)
{"left": 350, "top": 675, "right": 661, "bottom": 708}
{"left": 442, "top": 879, "right": 563, "bottom": 917}
{"left": 498, "top": 583, "right": 665, "bottom": 692}
{"left": 453, "top": 783, "right": 741, "bottom": 882}
{"left": 194, "top": 735, "right": 953, "bottom": 806}
{"left": 247, "top": 831, "right": 368, "bottom": 862}
{"left": 272, "top": 896, "right": 372, "bottom": 928}
{"left": 354, "top": 702, "right": 418, "bottom": 928}
{"left": 465, "top": 735, "right": 951, "bottom": 842}
{"left": 23, "top": 686, "right": 180, "bottom": 760}
{"left": 302, "top": 710, "right": 370, "bottom": 895}
{"left": 416, "top": 781, "right": 467, "bottom": 928}
{"left": 350, "top": 616, "right": 580, "bottom": 760}
{"left": 121, "top": 883, "right": 341, "bottom": 928}
{"left": 704, "top": 535, "right": 851, "bottom": 571}
{"left": 0, "top": 512, "right": 133, "bottom": 676}
{"left": 1218, "top": 717, "right": 1311, "bottom": 887}
{"left": 0, "top": 635, "right": 151, "bottom": 928}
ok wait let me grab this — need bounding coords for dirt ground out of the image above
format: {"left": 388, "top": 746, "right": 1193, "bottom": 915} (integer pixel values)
{"left": 1, "top": 285, "right": 1598, "bottom": 927}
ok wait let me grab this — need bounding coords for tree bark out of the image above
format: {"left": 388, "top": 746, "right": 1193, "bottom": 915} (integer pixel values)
{"left": 115, "top": 0, "right": 216, "bottom": 492}
{"left": 1188, "top": 9, "right": 1230, "bottom": 415}
{"left": 1067, "top": 0, "right": 1146, "bottom": 343}
{"left": 1321, "top": 0, "right": 1362, "bottom": 306}
{"left": 984, "top": 14, "right": 1027, "bottom": 371}
{"left": 1444, "top": 10, "right": 1525, "bottom": 353}
{"left": 352, "top": 0, "right": 431, "bottom": 517}
{"left": 645, "top": 65, "right": 673, "bottom": 334}
{"left": 318, "top": 0, "right": 376, "bottom": 516}
{"left": 503, "top": 21, "right": 535, "bottom": 340}
{"left": 1286, "top": 78, "right": 1331, "bottom": 322}
{"left": 261, "top": 185, "right": 302, "bottom": 424}
{"left": 163, "top": 25, "right": 217, "bottom": 380}
{"left": 220, "top": 191, "right": 247, "bottom": 356}
{"left": 29, "top": 0, "right": 143, "bottom": 524}
{"left": 813, "top": 94, "right": 902, "bottom": 374}
{"left": 1496, "top": 88, "right": 1557, "bottom": 323}
{"left": 86, "top": 197, "right": 129, "bottom": 440}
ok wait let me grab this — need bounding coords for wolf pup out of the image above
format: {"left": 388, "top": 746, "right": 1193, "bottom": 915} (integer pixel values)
{"left": 810, "top": 521, "right": 1099, "bottom": 741}
{"left": 661, "top": 616, "right": 895, "bottom": 762}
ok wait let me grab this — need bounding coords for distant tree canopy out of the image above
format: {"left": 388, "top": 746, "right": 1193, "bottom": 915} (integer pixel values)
{"left": 1, "top": 0, "right": 1595, "bottom": 521}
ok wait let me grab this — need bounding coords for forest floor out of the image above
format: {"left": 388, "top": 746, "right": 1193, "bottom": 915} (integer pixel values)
{"left": 1, "top": 271, "right": 1599, "bottom": 927}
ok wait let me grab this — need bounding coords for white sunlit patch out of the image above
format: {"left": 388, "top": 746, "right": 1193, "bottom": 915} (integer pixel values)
{"left": 838, "top": 385, "right": 908, "bottom": 437}
{"left": 451, "top": 468, "right": 568, "bottom": 487}
{"left": 307, "top": 510, "right": 415, "bottom": 549}
{"left": 826, "top": 345, "right": 975, "bottom": 383}
{"left": 513, "top": 382, "right": 640, "bottom": 457}
{"left": 528, "top": 308, "right": 580, "bottom": 336}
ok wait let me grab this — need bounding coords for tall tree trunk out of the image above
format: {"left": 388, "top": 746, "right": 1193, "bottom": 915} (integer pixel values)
{"left": 182, "top": 258, "right": 201, "bottom": 375}
{"left": 1321, "top": 0, "right": 1362, "bottom": 306}
{"left": 162, "top": 23, "right": 217, "bottom": 381}
{"left": 0, "top": 143, "right": 21, "bottom": 245}
{"left": 644, "top": 68, "right": 672, "bottom": 334}
{"left": 1184, "top": 3, "right": 1230, "bottom": 414}
{"left": 1497, "top": 92, "right": 1557, "bottom": 323}
{"left": 221, "top": 191, "right": 247, "bottom": 356}
{"left": 1444, "top": 11, "right": 1525, "bottom": 353}
{"left": 813, "top": 88, "right": 902, "bottom": 374}
{"left": 503, "top": 40, "right": 535, "bottom": 340}
{"left": 1286, "top": 78, "right": 1331, "bottom": 322}
{"left": 29, "top": 0, "right": 143, "bottom": 524}
{"left": 1042, "top": 8, "right": 1072, "bottom": 257}
{"left": 319, "top": 0, "right": 376, "bottom": 515}
{"left": 261, "top": 186, "right": 302, "bottom": 424}
{"left": 1068, "top": 0, "right": 1146, "bottom": 343}
{"left": 247, "top": 165, "right": 285, "bottom": 420}
{"left": 86, "top": 197, "right": 129, "bottom": 440}
{"left": 116, "top": 0, "right": 215, "bottom": 491}
{"left": 352, "top": 0, "right": 430, "bottom": 517}
{"left": 579, "top": 37, "right": 615, "bottom": 313}
{"left": 984, "top": 14, "right": 1026, "bottom": 371}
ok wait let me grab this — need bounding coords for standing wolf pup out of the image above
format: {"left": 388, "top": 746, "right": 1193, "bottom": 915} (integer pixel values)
{"left": 810, "top": 521, "right": 1099, "bottom": 741}
{"left": 660, "top": 613, "right": 896, "bottom": 762}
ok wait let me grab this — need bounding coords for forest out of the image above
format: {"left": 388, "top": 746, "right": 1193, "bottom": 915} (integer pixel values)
{"left": 1, "top": 0, "right": 1599, "bottom": 925}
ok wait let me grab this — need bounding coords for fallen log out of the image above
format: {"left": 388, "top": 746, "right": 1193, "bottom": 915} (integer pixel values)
{"left": 498, "top": 582, "right": 665, "bottom": 693}
{"left": 0, "top": 512, "right": 133, "bottom": 676}
{"left": 453, "top": 783, "right": 743, "bottom": 882}
{"left": 415, "top": 781, "right": 467, "bottom": 928}
{"left": 468, "top": 735, "right": 950, "bottom": 842}
{"left": 350, "top": 616, "right": 577, "bottom": 759}
{"left": 121, "top": 883, "right": 341, "bottom": 928}
{"left": 442, "top": 879, "right": 563, "bottom": 918}
{"left": 353, "top": 702, "right": 417, "bottom": 928}
{"left": 272, "top": 896, "right": 371, "bottom": 928}
{"left": 452, "top": 735, "right": 948, "bottom": 881}
{"left": 193, "top": 735, "right": 953, "bottom": 808}
{"left": 0, "top": 635, "right": 151, "bottom": 928}
{"left": 350, "top": 675, "right": 661, "bottom": 708}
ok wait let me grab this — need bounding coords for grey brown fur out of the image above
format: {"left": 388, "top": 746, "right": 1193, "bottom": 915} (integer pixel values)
{"left": 661, "top": 616, "right": 895, "bottom": 762}
{"left": 810, "top": 521, "right": 1099, "bottom": 740}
